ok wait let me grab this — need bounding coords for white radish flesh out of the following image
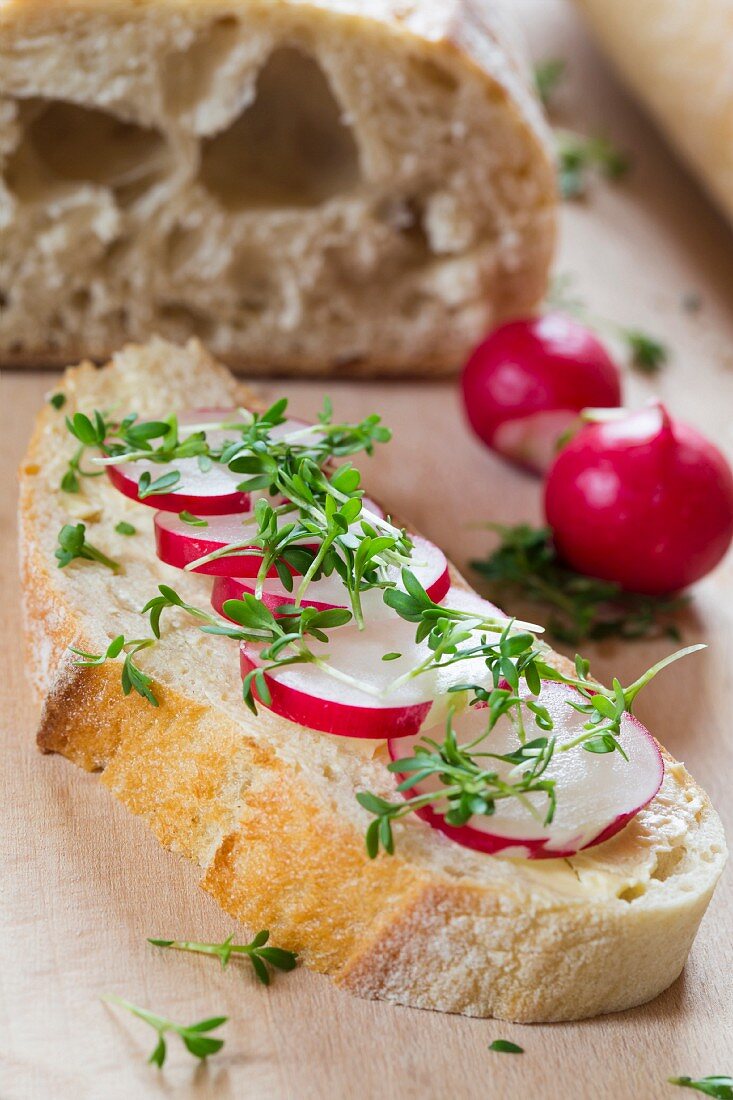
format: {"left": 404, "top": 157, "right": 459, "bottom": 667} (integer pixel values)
{"left": 214, "top": 534, "right": 449, "bottom": 616}
{"left": 388, "top": 680, "right": 664, "bottom": 859}
{"left": 493, "top": 410, "right": 580, "bottom": 476}
{"left": 239, "top": 586, "right": 510, "bottom": 739}
{"left": 106, "top": 411, "right": 307, "bottom": 514}
{"left": 155, "top": 495, "right": 385, "bottom": 577}
{"left": 155, "top": 510, "right": 270, "bottom": 577}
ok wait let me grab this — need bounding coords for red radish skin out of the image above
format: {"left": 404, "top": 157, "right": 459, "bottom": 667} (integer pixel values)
{"left": 403, "top": 789, "right": 646, "bottom": 860}
{"left": 240, "top": 645, "right": 432, "bottom": 739}
{"left": 155, "top": 511, "right": 280, "bottom": 577}
{"left": 238, "top": 586, "right": 504, "bottom": 739}
{"left": 107, "top": 462, "right": 253, "bottom": 515}
{"left": 155, "top": 496, "right": 385, "bottom": 578}
{"left": 388, "top": 681, "right": 664, "bottom": 859}
{"left": 461, "top": 314, "right": 622, "bottom": 474}
{"left": 544, "top": 403, "right": 733, "bottom": 594}
{"left": 213, "top": 534, "right": 450, "bottom": 616}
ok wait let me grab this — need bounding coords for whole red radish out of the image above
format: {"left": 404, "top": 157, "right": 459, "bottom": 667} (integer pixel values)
{"left": 544, "top": 403, "right": 733, "bottom": 594}
{"left": 461, "top": 313, "right": 622, "bottom": 474}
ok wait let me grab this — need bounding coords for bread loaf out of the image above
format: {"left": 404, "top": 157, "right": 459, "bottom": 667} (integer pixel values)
{"left": 575, "top": 0, "right": 733, "bottom": 226}
{"left": 18, "top": 338, "right": 726, "bottom": 1022}
{"left": 0, "top": 0, "right": 556, "bottom": 375}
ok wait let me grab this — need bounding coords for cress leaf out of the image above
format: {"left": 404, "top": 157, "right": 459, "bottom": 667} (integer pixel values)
{"left": 669, "top": 1078, "right": 733, "bottom": 1100}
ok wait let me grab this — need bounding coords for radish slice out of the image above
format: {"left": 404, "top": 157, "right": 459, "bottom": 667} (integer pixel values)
{"left": 155, "top": 495, "right": 386, "bottom": 577}
{"left": 241, "top": 642, "right": 434, "bottom": 740}
{"left": 106, "top": 455, "right": 252, "bottom": 515}
{"left": 155, "top": 510, "right": 271, "bottom": 577}
{"left": 493, "top": 410, "right": 581, "bottom": 477}
{"left": 106, "top": 411, "right": 308, "bottom": 514}
{"left": 239, "top": 586, "right": 508, "bottom": 739}
{"left": 461, "top": 314, "right": 622, "bottom": 475}
{"left": 213, "top": 534, "right": 449, "bottom": 616}
{"left": 216, "top": 573, "right": 337, "bottom": 617}
{"left": 388, "top": 680, "right": 664, "bottom": 859}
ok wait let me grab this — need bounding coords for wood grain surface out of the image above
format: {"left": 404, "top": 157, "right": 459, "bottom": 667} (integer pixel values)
{"left": 2, "top": 2, "right": 733, "bottom": 1097}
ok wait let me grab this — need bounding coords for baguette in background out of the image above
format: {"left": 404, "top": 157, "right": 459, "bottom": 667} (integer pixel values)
{"left": 576, "top": 0, "right": 733, "bottom": 225}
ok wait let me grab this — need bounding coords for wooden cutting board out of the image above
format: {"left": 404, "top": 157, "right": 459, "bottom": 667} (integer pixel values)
{"left": 2, "top": 2, "right": 732, "bottom": 1097}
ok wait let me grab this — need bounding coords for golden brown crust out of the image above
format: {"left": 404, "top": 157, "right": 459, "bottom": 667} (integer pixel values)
{"left": 19, "top": 340, "right": 726, "bottom": 1022}
{"left": 201, "top": 775, "right": 429, "bottom": 972}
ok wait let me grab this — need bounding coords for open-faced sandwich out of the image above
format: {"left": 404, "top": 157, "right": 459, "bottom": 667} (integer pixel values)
{"left": 19, "top": 338, "right": 726, "bottom": 1022}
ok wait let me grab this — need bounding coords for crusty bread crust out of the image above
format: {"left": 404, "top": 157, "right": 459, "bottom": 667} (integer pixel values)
{"left": 19, "top": 339, "right": 726, "bottom": 1021}
{"left": 0, "top": 0, "right": 556, "bottom": 375}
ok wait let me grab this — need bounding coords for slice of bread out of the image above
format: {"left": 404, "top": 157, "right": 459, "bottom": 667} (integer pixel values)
{"left": 19, "top": 338, "right": 726, "bottom": 1022}
{"left": 0, "top": 0, "right": 555, "bottom": 376}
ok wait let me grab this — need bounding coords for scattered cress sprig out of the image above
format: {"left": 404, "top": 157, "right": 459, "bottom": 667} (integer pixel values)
{"left": 58, "top": 409, "right": 108, "bottom": 493}
{"left": 668, "top": 1077, "right": 733, "bottom": 1099}
{"left": 70, "top": 635, "right": 158, "bottom": 706}
{"left": 548, "top": 272, "right": 669, "bottom": 375}
{"left": 532, "top": 57, "right": 631, "bottom": 202}
{"left": 555, "top": 129, "right": 630, "bottom": 201}
{"left": 149, "top": 930, "right": 297, "bottom": 986}
{"left": 55, "top": 522, "right": 119, "bottom": 572}
{"left": 103, "top": 996, "right": 227, "bottom": 1068}
{"left": 489, "top": 1040, "right": 524, "bottom": 1055}
{"left": 105, "top": 928, "right": 296, "bottom": 1068}
{"left": 533, "top": 58, "right": 565, "bottom": 107}
{"left": 178, "top": 510, "right": 208, "bottom": 526}
{"left": 471, "top": 523, "right": 686, "bottom": 644}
